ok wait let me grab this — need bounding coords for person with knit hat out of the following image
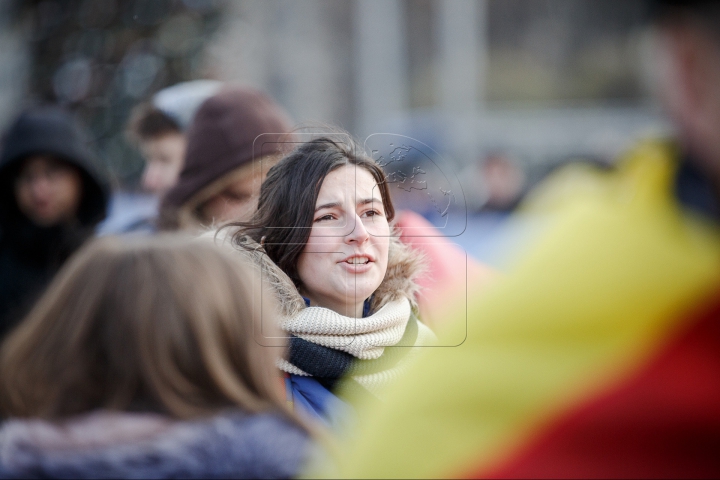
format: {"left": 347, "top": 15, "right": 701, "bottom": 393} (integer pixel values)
{"left": 127, "top": 80, "right": 222, "bottom": 196}
{"left": 0, "top": 106, "right": 109, "bottom": 340}
{"left": 159, "top": 86, "right": 294, "bottom": 231}
{"left": 97, "top": 81, "right": 222, "bottom": 235}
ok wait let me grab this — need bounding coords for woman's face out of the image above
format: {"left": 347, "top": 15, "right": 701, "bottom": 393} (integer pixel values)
{"left": 297, "top": 165, "right": 390, "bottom": 318}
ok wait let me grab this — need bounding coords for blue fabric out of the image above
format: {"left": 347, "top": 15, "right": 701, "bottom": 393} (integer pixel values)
{"left": 289, "top": 336, "right": 354, "bottom": 379}
{"left": 285, "top": 375, "right": 351, "bottom": 430}
{"left": 363, "top": 296, "right": 373, "bottom": 317}
{"left": 288, "top": 296, "right": 375, "bottom": 428}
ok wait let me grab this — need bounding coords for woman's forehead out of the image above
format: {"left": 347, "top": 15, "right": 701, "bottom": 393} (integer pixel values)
{"left": 316, "top": 166, "right": 379, "bottom": 202}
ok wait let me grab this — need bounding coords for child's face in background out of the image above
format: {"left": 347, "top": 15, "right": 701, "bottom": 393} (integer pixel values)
{"left": 139, "top": 132, "right": 186, "bottom": 195}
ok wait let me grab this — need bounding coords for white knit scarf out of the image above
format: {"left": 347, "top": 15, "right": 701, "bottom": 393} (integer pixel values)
{"left": 283, "top": 298, "right": 411, "bottom": 360}
{"left": 278, "top": 298, "right": 435, "bottom": 396}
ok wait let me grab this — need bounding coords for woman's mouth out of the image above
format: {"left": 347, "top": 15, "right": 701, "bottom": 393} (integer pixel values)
{"left": 339, "top": 255, "right": 374, "bottom": 272}
{"left": 346, "top": 257, "right": 369, "bottom": 265}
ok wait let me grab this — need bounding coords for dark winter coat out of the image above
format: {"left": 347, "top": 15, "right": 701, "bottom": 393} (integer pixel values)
{"left": 0, "top": 107, "right": 109, "bottom": 339}
{"left": 0, "top": 409, "right": 309, "bottom": 479}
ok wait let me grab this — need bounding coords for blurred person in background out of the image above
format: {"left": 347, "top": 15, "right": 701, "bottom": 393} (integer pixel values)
{"left": 0, "top": 107, "right": 108, "bottom": 340}
{"left": 323, "top": 0, "right": 720, "bottom": 477}
{"left": 159, "top": 86, "right": 293, "bottom": 231}
{"left": 127, "top": 80, "right": 223, "bottom": 196}
{"left": 475, "top": 152, "right": 527, "bottom": 212}
{"left": 226, "top": 136, "right": 434, "bottom": 428}
{"left": 97, "top": 80, "right": 223, "bottom": 235}
{"left": 0, "top": 235, "right": 310, "bottom": 478}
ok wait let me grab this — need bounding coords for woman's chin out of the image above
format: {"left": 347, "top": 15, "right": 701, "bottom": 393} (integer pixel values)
{"left": 351, "top": 281, "right": 382, "bottom": 303}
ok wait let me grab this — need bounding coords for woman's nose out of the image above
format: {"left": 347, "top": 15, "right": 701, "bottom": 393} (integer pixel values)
{"left": 345, "top": 213, "right": 370, "bottom": 244}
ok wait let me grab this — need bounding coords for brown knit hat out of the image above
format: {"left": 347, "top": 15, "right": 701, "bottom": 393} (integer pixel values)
{"left": 160, "top": 86, "right": 292, "bottom": 225}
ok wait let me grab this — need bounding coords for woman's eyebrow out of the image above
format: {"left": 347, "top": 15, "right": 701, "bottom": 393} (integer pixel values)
{"left": 357, "top": 197, "right": 382, "bottom": 206}
{"left": 315, "top": 202, "right": 341, "bottom": 212}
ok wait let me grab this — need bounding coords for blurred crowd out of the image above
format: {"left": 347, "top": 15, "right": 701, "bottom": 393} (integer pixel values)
{"left": 1, "top": 0, "right": 720, "bottom": 478}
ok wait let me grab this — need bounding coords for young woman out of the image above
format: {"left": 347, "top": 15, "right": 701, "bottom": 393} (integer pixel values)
{"left": 227, "top": 136, "right": 434, "bottom": 426}
{"left": 0, "top": 235, "right": 309, "bottom": 478}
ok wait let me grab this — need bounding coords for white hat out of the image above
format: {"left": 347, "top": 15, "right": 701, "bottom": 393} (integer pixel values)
{"left": 152, "top": 80, "right": 223, "bottom": 130}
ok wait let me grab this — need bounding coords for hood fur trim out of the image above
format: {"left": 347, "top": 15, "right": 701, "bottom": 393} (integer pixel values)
{"left": 0, "top": 409, "right": 307, "bottom": 478}
{"left": 370, "top": 231, "right": 425, "bottom": 313}
{"left": 225, "top": 228, "right": 425, "bottom": 317}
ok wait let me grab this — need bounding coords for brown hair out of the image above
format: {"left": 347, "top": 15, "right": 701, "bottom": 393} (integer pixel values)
{"left": 127, "top": 103, "right": 181, "bottom": 143}
{"left": 226, "top": 135, "right": 395, "bottom": 288}
{"left": 0, "top": 234, "right": 290, "bottom": 421}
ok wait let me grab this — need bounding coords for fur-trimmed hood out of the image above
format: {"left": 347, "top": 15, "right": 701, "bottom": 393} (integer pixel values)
{"left": 223, "top": 229, "right": 426, "bottom": 318}
{"left": 0, "top": 410, "right": 308, "bottom": 479}
{"left": 203, "top": 227, "right": 434, "bottom": 403}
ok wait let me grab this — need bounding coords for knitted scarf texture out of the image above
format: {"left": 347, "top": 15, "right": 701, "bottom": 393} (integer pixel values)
{"left": 278, "top": 298, "right": 433, "bottom": 396}
{"left": 208, "top": 230, "right": 433, "bottom": 397}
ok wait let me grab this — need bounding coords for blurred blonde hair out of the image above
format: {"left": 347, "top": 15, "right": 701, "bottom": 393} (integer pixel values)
{"left": 0, "top": 234, "right": 289, "bottom": 421}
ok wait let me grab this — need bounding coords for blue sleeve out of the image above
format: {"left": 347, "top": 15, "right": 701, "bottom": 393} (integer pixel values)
{"left": 286, "top": 375, "right": 353, "bottom": 431}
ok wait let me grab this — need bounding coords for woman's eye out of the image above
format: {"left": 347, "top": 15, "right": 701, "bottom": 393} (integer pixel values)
{"left": 315, "top": 214, "right": 334, "bottom": 222}
{"left": 362, "top": 210, "right": 381, "bottom": 218}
